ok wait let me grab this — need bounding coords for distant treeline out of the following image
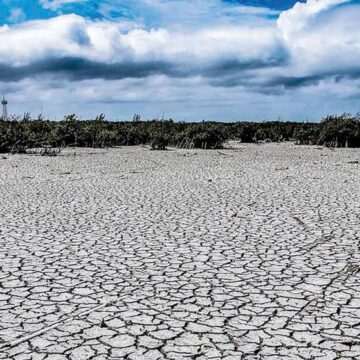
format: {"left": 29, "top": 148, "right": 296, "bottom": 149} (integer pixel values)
{"left": 0, "top": 113, "right": 360, "bottom": 153}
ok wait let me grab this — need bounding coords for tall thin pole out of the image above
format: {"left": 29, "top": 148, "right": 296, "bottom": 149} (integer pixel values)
{"left": 2, "top": 96, "right": 8, "bottom": 118}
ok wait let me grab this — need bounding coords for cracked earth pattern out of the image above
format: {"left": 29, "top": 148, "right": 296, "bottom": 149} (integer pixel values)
{"left": 0, "top": 143, "right": 360, "bottom": 360}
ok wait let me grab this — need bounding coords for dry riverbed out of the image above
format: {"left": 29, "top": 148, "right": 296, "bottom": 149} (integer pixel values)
{"left": 0, "top": 143, "right": 359, "bottom": 359}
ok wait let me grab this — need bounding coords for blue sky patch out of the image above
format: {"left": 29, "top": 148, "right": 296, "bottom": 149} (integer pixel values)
{"left": 0, "top": 0, "right": 306, "bottom": 25}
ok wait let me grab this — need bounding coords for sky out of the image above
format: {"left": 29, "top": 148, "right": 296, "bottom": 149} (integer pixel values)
{"left": 0, "top": 0, "right": 360, "bottom": 121}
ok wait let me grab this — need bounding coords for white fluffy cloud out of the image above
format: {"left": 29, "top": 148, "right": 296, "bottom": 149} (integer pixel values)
{"left": 277, "top": 0, "right": 351, "bottom": 40}
{"left": 0, "top": 14, "right": 281, "bottom": 68}
{"left": 1, "top": 0, "right": 360, "bottom": 119}
{"left": 0, "top": 15, "right": 127, "bottom": 65}
{"left": 278, "top": 0, "right": 360, "bottom": 76}
{"left": 0, "top": 1, "right": 358, "bottom": 74}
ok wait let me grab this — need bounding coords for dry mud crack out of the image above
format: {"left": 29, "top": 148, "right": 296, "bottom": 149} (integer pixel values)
{"left": 0, "top": 143, "right": 360, "bottom": 359}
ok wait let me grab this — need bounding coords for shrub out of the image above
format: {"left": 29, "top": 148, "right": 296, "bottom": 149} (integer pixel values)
{"left": 318, "top": 114, "right": 360, "bottom": 147}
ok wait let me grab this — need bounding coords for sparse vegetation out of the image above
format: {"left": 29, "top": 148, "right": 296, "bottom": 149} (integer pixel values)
{"left": 1, "top": 113, "right": 360, "bottom": 154}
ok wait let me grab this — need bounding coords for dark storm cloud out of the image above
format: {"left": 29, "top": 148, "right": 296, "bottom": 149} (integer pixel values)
{"left": 0, "top": 57, "right": 182, "bottom": 82}
{"left": 0, "top": 54, "right": 288, "bottom": 83}
{"left": 264, "top": 69, "right": 360, "bottom": 89}
{"left": 2, "top": 54, "right": 360, "bottom": 97}
{"left": 265, "top": 75, "right": 323, "bottom": 88}
{"left": 203, "top": 53, "right": 288, "bottom": 78}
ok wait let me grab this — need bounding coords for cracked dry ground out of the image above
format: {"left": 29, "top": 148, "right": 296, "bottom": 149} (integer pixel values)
{"left": 0, "top": 144, "right": 359, "bottom": 360}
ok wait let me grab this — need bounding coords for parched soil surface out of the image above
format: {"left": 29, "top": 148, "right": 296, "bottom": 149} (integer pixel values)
{"left": 0, "top": 143, "right": 359, "bottom": 360}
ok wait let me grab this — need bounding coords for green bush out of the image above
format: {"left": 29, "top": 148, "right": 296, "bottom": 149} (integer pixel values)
{"left": 318, "top": 114, "right": 360, "bottom": 147}
{"left": 1, "top": 113, "right": 360, "bottom": 153}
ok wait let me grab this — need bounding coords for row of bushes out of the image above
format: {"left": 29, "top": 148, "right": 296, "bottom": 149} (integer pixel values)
{"left": 0, "top": 114, "right": 227, "bottom": 153}
{"left": 0, "top": 113, "right": 359, "bottom": 153}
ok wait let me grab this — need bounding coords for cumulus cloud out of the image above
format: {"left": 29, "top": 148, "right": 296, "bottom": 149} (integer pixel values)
{"left": 0, "top": 14, "right": 284, "bottom": 77}
{"left": 277, "top": 0, "right": 351, "bottom": 40}
{"left": 278, "top": 0, "right": 360, "bottom": 78}
{"left": 0, "top": 0, "right": 360, "bottom": 119}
